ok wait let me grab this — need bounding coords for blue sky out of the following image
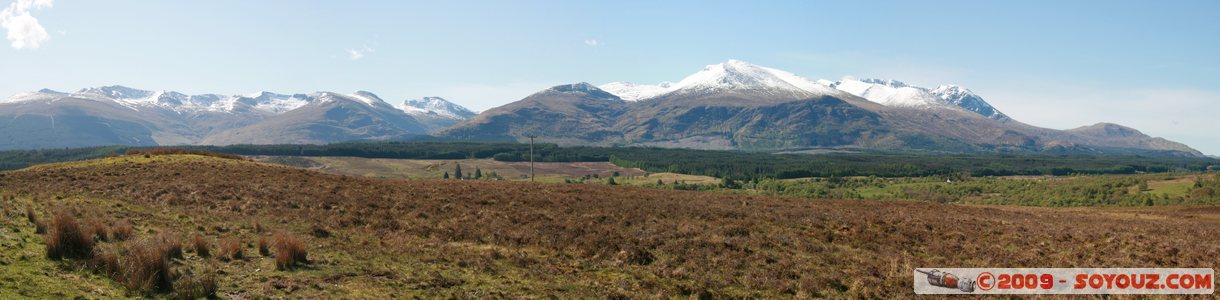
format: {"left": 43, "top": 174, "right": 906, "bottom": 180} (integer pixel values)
{"left": 2, "top": 0, "right": 1218, "bottom": 154}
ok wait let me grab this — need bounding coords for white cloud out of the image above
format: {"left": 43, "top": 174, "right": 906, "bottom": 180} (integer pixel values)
{"left": 346, "top": 45, "right": 375, "bottom": 60}
{"left": 0, "top": 0, "right": 54, "bottom": 50}
{"left": 584, "top": 39, "right": 600, "bottom": 47}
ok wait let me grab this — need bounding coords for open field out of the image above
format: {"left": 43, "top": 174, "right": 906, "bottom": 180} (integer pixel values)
{"left": 252, "top": 156, "right": 719, "bottom": 185}
{"left": 0, "top": 154, "right": 1218, "bottom": 298}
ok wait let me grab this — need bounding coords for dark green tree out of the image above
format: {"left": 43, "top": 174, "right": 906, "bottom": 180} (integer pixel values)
{"left": 607, "top": 177, "right": 618, "bottom": 185}
{"left": 454, "top": 163, "right": 463, "bottom": 180}
{"left": 443, "top": 172, "right": 450, "bottom": 179}
{"left": 475, "top": 167, "right": 483, "bottom": 179}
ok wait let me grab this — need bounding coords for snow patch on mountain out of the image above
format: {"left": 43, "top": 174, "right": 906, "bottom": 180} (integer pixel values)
{"left": 395, "top": 97, "right": 475, "bottom": 119}
{"left": 831, "top": 78, "right": 1008, "bottom": 120}
{"left": 597, "top": 81, "right": 671, "bottom": 101}
{"left": 600, "top": 59, "right": 847, "bottom": 101}
{"left": 236, "top": 92, "right": 316, "bottom": 114}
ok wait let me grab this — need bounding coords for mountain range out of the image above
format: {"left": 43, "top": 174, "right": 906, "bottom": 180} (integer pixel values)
{"left": 0, "top": 86, "right": 472, "bottom": 149}
{"left": 0, "top": 60, "right": 1204, "bottom": 157}
{"left": 442, "top": 60, "right": 1202, "bottom": 156}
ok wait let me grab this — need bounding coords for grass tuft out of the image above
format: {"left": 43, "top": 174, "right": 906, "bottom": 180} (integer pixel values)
{"left": 155, "top": 231, "right": 183, "bottom": 260}
{"left": 86, "top": 219, "right": 109, "bottom": 242}
{"left": 45, "top": 209, "right": 94, "bottom": 260}
{"left": 111, "top": 220, "right": 134, "bottom": 241}
{"left": 119, "top": 239, "right": 174, "bottom": 293}
{"left": 273, "top": 232, "right": 308, "bottom": 270}
{"left": 190, "top": 234, "right": 210, "bottom": 258}
{"left": 219, "top": 237, "right": 243, "bottom": 261}
{"left": 257, "top": 236, "right": 270, "bottom": 256}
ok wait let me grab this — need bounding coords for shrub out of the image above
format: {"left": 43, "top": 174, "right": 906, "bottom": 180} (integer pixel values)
{"left": 87, "top": 219, "right": 109, "bottom": 242}
{"left": 156, "top": 231, "right": 183, "bottom": 260}
{"left": 274, "top": 232, "right": 308, "bottom": 270}
{"left": 111, "top": 221, "right": 134, "bottom": 241}
{"left": 46, "top": 210, "right": 94, "bottom": 260}
{"left": 119, "top": 239, "right": 173, "bottom": 293}
{"left": 257, "top": 236, "right": 270, "bottom": 256}
{"left": 219, "top": 237, "right": 243, "bottom": 261}
{"left": 191, "top": 234, "right": 210, "bottom": 258}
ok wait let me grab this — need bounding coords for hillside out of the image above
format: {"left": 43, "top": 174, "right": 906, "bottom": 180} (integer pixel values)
{"left": 1, "top": 154, "right": 1218, "bottom": 298}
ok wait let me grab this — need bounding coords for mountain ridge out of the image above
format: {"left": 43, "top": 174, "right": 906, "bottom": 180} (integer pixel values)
{"left": 448, "top": 60, "right": 1202, "bottom": 157}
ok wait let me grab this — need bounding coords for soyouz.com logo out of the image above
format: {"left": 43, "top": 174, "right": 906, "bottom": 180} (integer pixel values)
{"left": 914, "top": 268, "right": 1214, "bottom": 294}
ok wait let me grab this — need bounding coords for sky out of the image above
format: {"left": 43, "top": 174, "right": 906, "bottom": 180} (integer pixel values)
{"left": 1, "top": 0, "right": 1218, "bottom": 154}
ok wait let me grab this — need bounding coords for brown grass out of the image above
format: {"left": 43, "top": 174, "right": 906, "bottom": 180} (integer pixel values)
{"left": 190, "top": 234, "right": 210, "bottom": 258}
{"left": 86, "top": 219, "right": 109, "bottom": 242}
{"left": 25, "top": 204, "right": 36, "bottom": 224}
{"left": 218, "top": 237, "right": 243, "bottom": 261}
{"left": 119, "top": 239, "right": 173, "bottom": 293}
{"left": 111, "top": 221, "right": 134, "bottom": 241}
{"left": 173, "top": 267, "right": 217, "bottom": 299}
{"left": 257, "top": 236, "right": 270, "bottom": 256}
{"left": 87, "top": 249, "right": 120, "bottom": 278}
{"left": 34, "top": 219, "right": 47, "bottom": 234}
{"left": 5, "top": 155, "right": 1220, "bottom": 298}
{"left": 156, "top": 231, "right": 183, "bottom": 260}
{"left": 273, "top": 232, "right": 307, "bottom": 270}
{"left": 125, "top": 148, "right": 244, "bottom": 160}
{"left": 45, "top": 210, "right": 94, "bottom": 260}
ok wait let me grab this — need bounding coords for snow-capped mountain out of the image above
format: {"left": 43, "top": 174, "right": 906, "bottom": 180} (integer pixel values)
{"left": 831, "top": 78, "right": 1008, "bottom": 120}
{"left": 3, "top": 86, "right": 473, "bottom": 120}
{"left": 597, "top": 82, "right": 672, "bottom": 101}
{"left": 600, "top": 59, "right": 849, "bottom": 101}
{"left": 396, "top": 97, "right": 476, "bottom": 120}
{"left": 3, "top": 85, "right": 322, "bottom": 115}
{"left": 448, "top": 59, "right": 1201, "bottom": 156}
{"left": 0, "top": 86, "right": 473, "bottom": 149}
{"left": 236, "top": 92, "right": 318, "bottom": 114}
{"left": 597, "top": 60, "right": 1007, "bottom": 120}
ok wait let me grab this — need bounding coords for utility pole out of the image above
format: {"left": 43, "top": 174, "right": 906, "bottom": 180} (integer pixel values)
{"left": 527, "top": 135, "right": 537, "bottom": 182}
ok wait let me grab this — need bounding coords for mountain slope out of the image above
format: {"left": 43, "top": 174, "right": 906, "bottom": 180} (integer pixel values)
{"left": 441, "top": 83, "right": 628, "bottom": 144}
{"left": 0, "top": 97, "right": 165, "bottom": 150}
{"left": 200, "top": 92, "right": 428, "bottom": 145}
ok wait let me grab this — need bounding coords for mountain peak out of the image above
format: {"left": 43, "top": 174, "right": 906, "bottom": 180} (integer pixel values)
{"left": 1069, "top": 122, "right": 1147, "bottom": 138}
{"left": 832, "top": 78, "right": 1008, "bottom": 120}
{"left": 654, "top": 59, "right": 845, "bottom": 100}
{"left": 543, "top": 82, "right": 620, "bottom": 100}
{"left": 597, "top": 81, "right": 672, "bottom": 101}
{"left": 857, "top": 78, "right": 911, "bottom": 88}
{"left": 77, "top": 85, "right": 155, "bottom": 100}
{"left": 398, "top": 96, "right": 476, "bottom": 119}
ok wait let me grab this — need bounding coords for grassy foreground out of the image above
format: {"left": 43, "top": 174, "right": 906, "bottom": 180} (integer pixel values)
{"left": 0, "top": 154, "right": 1217, "bottom": 298}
